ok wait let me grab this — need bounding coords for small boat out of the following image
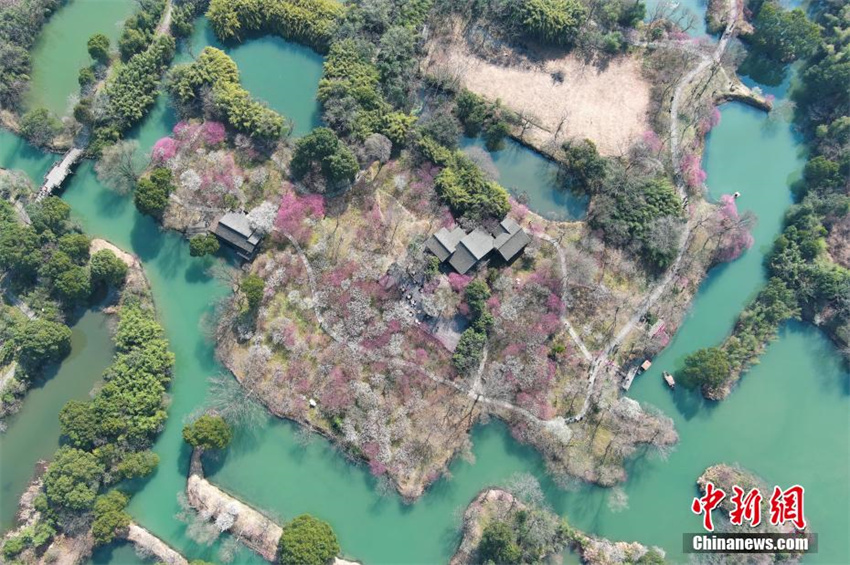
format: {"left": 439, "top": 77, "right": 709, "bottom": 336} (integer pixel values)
{"left": 663, "top": 371, "right": 675, "bottom": 389}
{"left": 733, "top": 191, "right": 741, "bottom": 199}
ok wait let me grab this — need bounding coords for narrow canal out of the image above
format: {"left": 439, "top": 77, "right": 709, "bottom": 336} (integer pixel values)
{"left": 0, "top": 6, "right": 846, "bottom": 565}
{"left": 0, "top": 310, "right": 114, "bottom": 532}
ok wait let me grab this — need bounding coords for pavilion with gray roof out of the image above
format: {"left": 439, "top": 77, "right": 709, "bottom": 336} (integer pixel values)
{"left": 424, "top": 226, "right": 466, "bottom": 262}
{"left": 212, "top": 212, "right": 263, "bottom": 261}
{"left": 425, "top": 219, "right": 531, "bottom": 275}
{"left": 493, "top": 218, "right": 532, "bottom": 262}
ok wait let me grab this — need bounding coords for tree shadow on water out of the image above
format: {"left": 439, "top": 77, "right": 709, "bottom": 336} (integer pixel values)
{"left": 94, "top": 185, "right": 130, "bottom": 219}
{"left": 670, "top": 381, "right": 717, "bottom": 421}
{"left": 153, "top": 236, "right": 187, "bottom": 281}
{"left": 185, "top": 260, "right": 213, "bottom": 284}
{"left": 130, "top": 214, "right": 163, "bottom": 262}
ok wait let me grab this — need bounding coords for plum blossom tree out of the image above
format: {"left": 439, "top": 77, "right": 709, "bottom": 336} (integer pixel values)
{"left": 681, "top": 152, "right": 707, "bottom": 189}
{"left": 274, "top": 186, "right": 325, "bottom": 245}
{"left": 247, "top": 201, "right": 276, "bottom": 235}
{"left": 203, "top": 121, "right": 227, "bottom": 145}
{"left": 712, "top": 194, "right": 755, "bottom": 263}
{"left": 151, "top": 137, "right": 177, "bottom": 163}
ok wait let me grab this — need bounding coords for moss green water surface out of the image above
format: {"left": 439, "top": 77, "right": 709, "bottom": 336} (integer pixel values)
{"left": 25, "top": 0, "right": 136, "bottom": 116}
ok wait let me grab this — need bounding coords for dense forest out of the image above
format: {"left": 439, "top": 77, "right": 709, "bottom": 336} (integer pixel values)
{"left": 0, "top": 186, "right": 129, "bottom": 422}
{"left": 0, "top": 0, "right": 61, "bottom": 109}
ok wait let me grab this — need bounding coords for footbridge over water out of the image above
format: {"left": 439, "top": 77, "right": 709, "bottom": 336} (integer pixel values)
{"left": 35, "top": 147, "right": 83, "bottom": 202}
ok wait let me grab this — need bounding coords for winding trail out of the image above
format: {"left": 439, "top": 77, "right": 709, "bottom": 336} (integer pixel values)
{"left": 271, "top": 227, "right": 547, "bottom": 424}
{"left": 566, "top": 0, "right": 742, "bottom": 421}
{"left": 261, "top": 0, "right": 741, "bottom": 432}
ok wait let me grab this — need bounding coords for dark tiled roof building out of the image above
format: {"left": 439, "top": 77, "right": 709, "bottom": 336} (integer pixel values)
{"left": 493, "top": 218, "right": 532, "bottom": 261}
{"left": 424, "top": 227, "right": 466, "bottom": 262}
{"left": 212, "top": 212, "right": 263, "bottom": 261}
{"left": 449, "top": 228, "right": 495, "bottom": 274}
{"left": 426, "top": 219, "right": 531, "bottom": 274}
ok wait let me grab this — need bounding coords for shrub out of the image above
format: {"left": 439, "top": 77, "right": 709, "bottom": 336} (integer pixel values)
{"left": 43, "top": 446, "right": 105, "bottom": 511}
{"left": 90, "top": 249, "right": 129, "bottom": 287}
{"left": 117, "top": 0, "right": 166, "bottom": 61}
{"left": 102, "top": 35, "right": 175, "bottom": 134}
{"left": 749, "top": 1, "right": 821, "bottom": 63}
{"left": 15, "top": 319, "right": 72, "bottom": 371}
{"left": 54, "top": 265, "right": 93, "bottom": 305}
{"left": 2, "top": 534, "right": 26, "bottom": 559}
{"left": 168, "top": 47, "right": 284, "bottom": 142}
{"left": 679, "top": 347, "right": 731, "bottom": 391}
{"left": 115, "top": 450, "right": 159, "bottom": 479}
{"left": 241, "top": 273, "right": 265, "bottom": 310}
{"left": 453, "top": 328, "right": 487, "bottom": 375}
{"left": 278, "top": 514, "right": 339, "bottom": 565}
{"left": 189, "top": 234, "right": 221, "bottom": 257}
{"left": 589, "top": 175, "right": 682, "bottom": 270}
{"left": 207, "top": 0, "right": 343, "bottom": 53}
{"left": 291, "top": 127, "right": 359, "bottom": 185}
{"left": 135, "top": 167, "right": 174, "bottom": 217}
{"left": 434, "top": 154, "right": 510, "bottom": 220}
{"left": 479, "top": 520, "right": 521, "bottom": 564}
{"left": 558, "top": 139, "right": 607, "bottom": 194}
{"left": 59, "top": 400, "right": 99, "bottom": 449}
{"left": 87, "top": 33, "right": 110, "bottom": 62}
{"left": 91, "top": 490, "right": 131, "bottom": 545}
{"left": 512, "top": 0, "right": 589, "bottom": 47}
{"left": 19, "top": 107, "right": 61, "bottom": 146}
{"left": 78, "top": 66, "right": 96, "bottom": 88}
{"left": 182, "top": 414, "right": 233, "bottom": 450}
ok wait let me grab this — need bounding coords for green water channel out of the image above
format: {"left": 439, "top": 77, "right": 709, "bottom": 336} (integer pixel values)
{"left": 25, "top": 0, "right": 137, "bottom": 117}
{"left": 460, "top": 136, "right": 588, "bottom": 221}
{"left": 0, "top": 310, "right": 115, "bottom": 532}
{"left": 0, "top": 10, "right": 847, "bottom": 565}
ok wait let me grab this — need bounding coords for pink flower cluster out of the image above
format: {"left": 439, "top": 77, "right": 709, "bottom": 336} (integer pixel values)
{"left": 682, "top": 152, "right": 707, "bottom": 189}
{"left": 509, "top": 197, "right": 529, "bottom": 221}
{"left": 151, "top": 137, "right": 177, "bottom": 163}
{"left": 698, "top": 107, "right": 722, "bottom": 136}
{"left": 151, "top": 121, "right": 227, "bottom": 164}
{"left": 715, "top": 194, "right": 754, "bottom": 262}
{"left": 407, "top": 164, "right": 441, "bottom": 215}
{"left": 200, "top": 152, "right": 242, "bottom": 193}
{"left": 203, "top": 121, "right": 226, "bottom": 145}
{"left": 448, "top": 273, "right": 472, "bottom": 293}
{"left": 275, "top": 185, "right": 326, "bottom": 245}
{"left": 642, "top": 130, "right": 663, "bottom": 154}
{"left": 319, "top": 366, "right": 355, "bottom": 414}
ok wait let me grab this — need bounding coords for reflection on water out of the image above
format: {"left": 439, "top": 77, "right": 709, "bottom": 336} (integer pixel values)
{"left": 460, "top": 137, "right": 588, "bottom": 221}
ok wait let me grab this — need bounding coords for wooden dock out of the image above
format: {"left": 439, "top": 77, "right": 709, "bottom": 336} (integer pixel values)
{"left": 35, "top": 147, "right": 83, "bottom": 202}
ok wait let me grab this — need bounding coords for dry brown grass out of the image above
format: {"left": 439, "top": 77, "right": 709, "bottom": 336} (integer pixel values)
{"left": 424, "top": 29, "right": 651, "bottom": 156}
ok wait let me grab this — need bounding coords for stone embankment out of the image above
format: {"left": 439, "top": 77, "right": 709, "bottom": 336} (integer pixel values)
{"left": 186, "top": 449, "right": 358, "bottom": 564}
{"left": 125, "top": 523, "right": 188, "bottom": 565}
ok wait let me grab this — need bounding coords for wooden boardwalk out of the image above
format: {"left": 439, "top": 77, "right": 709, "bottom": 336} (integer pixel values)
{"left": 35, "top": 147, "right": 83, "bottom": 202}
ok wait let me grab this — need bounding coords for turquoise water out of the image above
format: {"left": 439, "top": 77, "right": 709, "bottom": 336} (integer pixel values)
{"left": 180, "top": 17, "right": 323, "bottom": 137}
{"left": 644, "top": 0, "right": 709, "bottom": 37}
{"left": 0, "top": 6, "right": 847, "bottom": 565}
